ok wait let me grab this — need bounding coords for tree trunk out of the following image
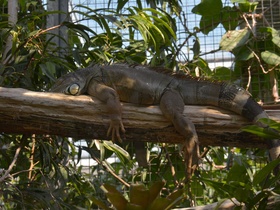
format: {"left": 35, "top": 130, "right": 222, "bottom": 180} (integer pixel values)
{"left": 0, "top": 87, "right": 279, "bottom": 148}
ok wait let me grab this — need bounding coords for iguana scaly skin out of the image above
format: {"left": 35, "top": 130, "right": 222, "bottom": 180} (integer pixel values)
{"left": 51, "top": 63, "right": 280, "bottom": 178}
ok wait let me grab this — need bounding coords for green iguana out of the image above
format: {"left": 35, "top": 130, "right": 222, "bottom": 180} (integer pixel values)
{"left": 50, "top": 63, "right": 280, "bottom": 178}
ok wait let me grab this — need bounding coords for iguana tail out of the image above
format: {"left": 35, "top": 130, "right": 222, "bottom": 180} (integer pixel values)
{"left": 218, "top": 82, "right": 280, "bottom": 163}
{"left": 180, "top": 79, "right": 280, "bottom": 163}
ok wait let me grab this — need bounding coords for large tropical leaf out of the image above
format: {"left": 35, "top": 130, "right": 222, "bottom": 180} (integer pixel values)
{"left": 220, "top": 28, "right": 251, "bottom": 51}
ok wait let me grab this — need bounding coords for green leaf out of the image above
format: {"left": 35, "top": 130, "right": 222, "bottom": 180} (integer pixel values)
{"left": 200, "top": 14, "right": 220, "bottom": 35}
{"left": 95, "top": 140, "right": 105, "bottom": 161}
{"left": 102, "top": 159, "right": 116, "bottom": 174}
{"left": 221, "top": 6, "right": 239, "bottom": 31}
{"left": 101, "top": 184, "right": 128, "bottom": 209}
{"left": 192, "top": 57, "right": 212, "bottom": 76}
{"left": 234, "top": 187, "right": 251, "bottom": 203}
{"left": 125, "top": 203, "right": 145, "bottom": 210}
{"left": 212, "top": 67, "right": 232, "bottom": 81}
{"left": 99, "top": 16, "right": 113, "bottom": 42}
{"left": 64, "top": 22, "right": 93, "bottom": 43}
{"left": 242, "top": 125, "right": 280, "bottom": 139}
{"left": 148, "top": 197, "right": 171, "bottom": 210}
{"left": 209, "top": 147, "right": 226, "bottom": 165}
{"left": 226, "top": 163, "right": 248, "bottom": 183}
{"left": 232, "top": 45, "right": 253, "bottom": 61}
{"left": 165, "top": 189, "right": 184, "bottom": 209}
{"left": 115, "top": 0, "right": 129, "bottom": 13}
{"left": 248, "top": 191, "right": 268, "bottom": 209}
{"left": 129, "top": 184, "right": 149, "bottom": 207}
{"left": 39, "top": 62, "right": 56, "bottom": 82}
{"left": 127, "top": 7, "right": 176, "bottom": 54}
{"left": 103, "top": 140, "right": 131, "bottom": 163}
{"left": 106, "top": 192, "right": 128, "bottom": 210}
{"left": 11, "top": 31, "right": 18, "bottom": 55}
{"left": 192, "top": 39, "right": 200, "bottom": 57}
{"left": 238, "top": 2, "right": 258, "bottom": 13}
{"left": 270, "top": 28, "right": 280, "bottom": 47}
{"left": 258, "top": 118, "right": 280, "bottom": 130}
{"left": 192, "top": 0, "right": 223, "bottom": 16}
{"left": 148, "top": 181, "right": 165, "bottom": 204}
{"left": 91, "top": 197, "right": 110, "bottom": 210}
{"left": 220, "top": 28, "right": 251, "bottom": 51}
{"left": 259, "top": 27, "right": 280, "bottom": 48}
{"left": 76, "top": 146, "right": 82, "bottom": 164}
{"left": 27, "top": 29, "right": 41, "bottom": 38}
{"left": 261, "top": 51, "right": 280, "bottom": 66}
{"left": 199, "top": 177, "right": 236, "bottom": 197}
{"left": 253, "top": 158, "right": 280, "bottom": 186}
{"left": 59, "top": 165, "right": 68, "bottom": 180}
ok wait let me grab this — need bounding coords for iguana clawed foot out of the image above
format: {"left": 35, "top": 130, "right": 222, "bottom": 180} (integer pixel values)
{"left": 182, "top": 136, "right": 200, "bottom": 181}
{"left": 107, "top": 118, "right": 125, "bottom": 142}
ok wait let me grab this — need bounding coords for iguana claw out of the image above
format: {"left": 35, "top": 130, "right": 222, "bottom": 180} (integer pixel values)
{"left": 107, "top": 119, "right": 125, "bottom": 143}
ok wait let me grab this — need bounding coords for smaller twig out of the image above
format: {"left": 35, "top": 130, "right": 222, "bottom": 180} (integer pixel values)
{"left": 247, "top": 46, "right": 270, "bottom": 74}
{"left": 163, "top": 145, "right": 179, "bottom": 187}
{"left": 0, "top": 136, "right": 25, "bottom": 183}
{"left": 4, "top": 24, "right": 63, "bottom": 65}
{"left": 26, "top": 24, "right": 62, "bottom": 43}
{"left": 247, "top": 47, "right": 280, "bottom": 75}
{"left": 200, "top": 147, "right": 210, "bottom": 159}
{"left": 28, "top": 134, "right": 36, "bottom": 180}
{"left": 213, "top": 164, "right": 226, "bottom": 169}
{"left": 11, "top": 168, "right": 35, "bottom": 177}
{"left": 242, "top": 14, "right": 255, "bottom": 37}
{"left": 199, "top": 48, "right": 221, "bottom": 57}
{"left": 246, "top": 65, "right": 252, "bottom": 91}
{"left": 229, "top": 197, "right": 244, "bottom": 208}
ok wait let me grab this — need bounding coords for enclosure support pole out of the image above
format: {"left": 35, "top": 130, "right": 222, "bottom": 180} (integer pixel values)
{"left": 2, "top": 0, "right": 18, "bottom": 64}
{"left": 47, "top": 0, "right": 69, "bottom": 56}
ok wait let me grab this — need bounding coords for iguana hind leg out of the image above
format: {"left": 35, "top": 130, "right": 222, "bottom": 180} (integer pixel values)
{"left": 160, "top": 89, "right": 199, "bottom": 180}
{"left": 87, "top": 81, "right": 125, "bottom": 142}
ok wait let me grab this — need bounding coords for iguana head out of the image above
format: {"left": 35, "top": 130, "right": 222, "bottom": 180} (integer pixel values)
{"left": 50, "top": 71, "right": 87, "bottom": 95}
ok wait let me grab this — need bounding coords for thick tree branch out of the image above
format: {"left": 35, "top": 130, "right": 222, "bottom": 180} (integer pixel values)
{"left": 0, "top": 87, "right": 279, "bottom": 148}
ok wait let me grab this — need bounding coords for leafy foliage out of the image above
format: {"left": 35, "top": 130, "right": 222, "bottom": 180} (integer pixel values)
{"left": 93, "top": 181, "right": 183, "bottom": 209}
{"left": 198, "top": 157, "right": 280, "bottom": 209}
{"left": 243, "top": 118, "right": 280, "bottom": 139}
{"left": 193, "top": 0, "right": 280, "bottom": 101}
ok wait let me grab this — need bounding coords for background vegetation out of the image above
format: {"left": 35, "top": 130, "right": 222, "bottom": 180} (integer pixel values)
{"left": 0, "top": 0, "right": 280, "bottom": 209}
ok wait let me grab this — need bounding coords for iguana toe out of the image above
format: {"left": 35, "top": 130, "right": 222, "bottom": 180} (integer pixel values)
{"left": 107, "top": 120, "right": 126, "bottom": 143}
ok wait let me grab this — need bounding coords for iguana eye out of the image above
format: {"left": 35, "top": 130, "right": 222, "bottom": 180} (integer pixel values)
{"left": 66, "top": 84, "right": 80, "bottom": 95}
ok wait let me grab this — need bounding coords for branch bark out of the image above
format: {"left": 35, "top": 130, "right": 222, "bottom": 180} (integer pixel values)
{"left": 0, "top": 87, "right": 279, "bottom": 148}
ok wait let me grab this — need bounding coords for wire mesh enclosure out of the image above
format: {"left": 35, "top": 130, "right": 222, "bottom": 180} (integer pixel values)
{"left": 69, "top": 0, "right": 234, "bottom": 67}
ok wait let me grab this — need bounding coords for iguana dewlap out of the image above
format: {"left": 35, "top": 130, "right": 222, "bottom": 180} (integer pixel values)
{"left": 50, "top": 63, "right": 280, "bottom": 178}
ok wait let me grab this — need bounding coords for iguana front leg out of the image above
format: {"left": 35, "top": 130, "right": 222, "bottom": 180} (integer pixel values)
{"left": 160, "top": 89, "right": 199, "bottom": 180}
{"left": 87, "top": 81, "right": 125, "bottom": 142}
